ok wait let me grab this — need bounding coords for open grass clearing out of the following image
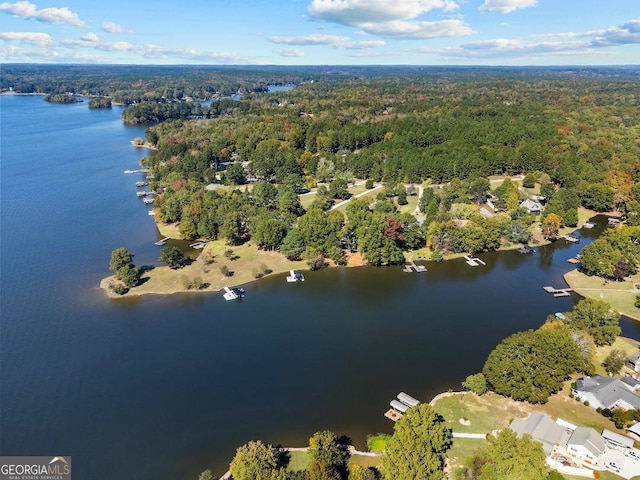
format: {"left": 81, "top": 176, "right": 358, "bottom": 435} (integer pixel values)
{"left": 102, "top": 239, "right": 307, "bottom": 297}
{"left": 446, "top": 437, "right": 486, "bottom": 473}
{"left": 564, "top": 269, "right": 640, "bottom": 321}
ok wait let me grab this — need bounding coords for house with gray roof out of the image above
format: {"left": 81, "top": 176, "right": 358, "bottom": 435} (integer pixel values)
{"left": 520, "top": 198, "right": 542, "bottom": 214}
{"left": 567, "top": 427, "right": 606, "bottom": 464}
{"left": 572, "top": 376, "right": 640, "bottom": 410}
{"left": 510, "top": 413, "right": 570, "bottom": 455}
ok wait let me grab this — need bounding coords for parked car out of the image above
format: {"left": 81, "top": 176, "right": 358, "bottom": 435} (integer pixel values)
{"left": 625, "top": 449, "right": 640, "bottom": 460}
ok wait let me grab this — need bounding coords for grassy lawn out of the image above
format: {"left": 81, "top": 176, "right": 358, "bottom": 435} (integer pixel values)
{"left": 366, "top": 434, "right": 391, "bottom": 452}
{"left": 284, "top": 451, "right": 381, "bottom": 472}
{"left": 564, "top": 269, "right": 640, "bottom": 320}
{"left": 286, "top": 451, "right": 310, "bottom": 472}
{"left": 398, "top": 195, "right": 419, "bottom": 214}
{"left": 332, "top": 188, "right": 380, "bottom": 214}
{"left": 447, "top": 438, "right": 486, "bottom": 473}
{"left": 101, "top": 239, "right": 307, "bottom": 297}
{"left": 299, "top": 190, "right": 318, "bottom": 209}
{"left": 592, "top": 336, "right": 639, "bottom": 376}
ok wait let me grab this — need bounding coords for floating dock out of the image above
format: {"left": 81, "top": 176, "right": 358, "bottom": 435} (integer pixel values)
{"left": 543, "top": 286, "right": 573, "bottom": 297}
{"left": 384, "top": 409, "right": 403, "bottom": 422}
{"left": 464, "top": 255, "right": 486, "bottom": 267}
{"left": 124, "top": 169, "right": 150, "bottom": 174}
{"left": 403, "top": 259, "right": 427, "bottom": 272}
{"left": 148, "top": 211, "right": 155, "bottom": 216}
{"left": 143, "top": 197, "right": 154, "bottom": 204}
{"left": 567, "top": 257, "right": 580, "bottom": 264}
{"left": 190, "top": 241, "right": 207, "bottom": 250}
{"left": 223, "top": 286, "right": 245, "bottom": 301}
{"left": 286, "top": 270, "right": 305, "bottom": 282}
{"left": 154, "top": 237, "right": 170, "bottom": 246}
{"left": 518, "top": 246, "right": 535, "bottom": 254}
{"left": 135, "top": 181, "right": 148, "bottom": 187}
{"left": 564, "top": 234, "right": 580, "bottom": 243}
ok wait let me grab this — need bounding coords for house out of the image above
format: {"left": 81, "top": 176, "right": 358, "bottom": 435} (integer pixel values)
{"left": 572, "top": 376, "right": 640, "bottom": 410}
{"left": 622, "top": 376, "right": 640, "bottom": 392}
{"left": 510, "top": 413, "right": 570, "bottom": 455}
{"left": 602, "top": 429, "right": 635, "bottom": 450}
{"left": 627, "top": 353, "right": 640, "bottom": 372}
{"left": 520, "top": 198, "right": 543, "bottom": 214}
{"left": 566, "top": 427, "right": 606, "bottom": 464}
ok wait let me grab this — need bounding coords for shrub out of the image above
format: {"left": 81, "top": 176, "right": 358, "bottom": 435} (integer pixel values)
{"left": 584, "top": 401, "right": 589, "bottom": 406}
{"left": 365, "top": 179, "right": 374, "bottom": 189}
{"left": 224, "top": 249, "right": 234, "bottom": 260}
{"left": 112, "top": 284, "right": 128, "bottom": 295}
{"left": 220, "top": 265, "right": 230, "bottom": 277}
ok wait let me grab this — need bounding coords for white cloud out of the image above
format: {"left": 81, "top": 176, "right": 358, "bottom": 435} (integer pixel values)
{"left": 361, "top": 19, "right": 474, "bottom": 38}
{"left": 308, "top": 0, "right": 459, "bottom": 25}
{"left": 81, "top": 32, "right": 99, "bottom": 42}
{"left": 275, "top": 48, "right": 305, "bottom": 57}
{"left": 270, "top": 33, "right": 385, "bottom": 49}
{"left": 0, "top": 30, "right": 52, "bottom": 46}
{"left": 101, "top": 21, "right": 129, "bottom": 33}
{"left": 0, "top": 1, "right": 84, "bottom": 27}
{"left": 478, "top": 0, "right": 537, "bottom": 14}
{"left": 306, "top": 0, "right": 470, "bottom": 40}
{"left": 591, "top": 19, "right": 640, "bottom": 46}
{"left": 270, "top": 34, "right": 351, "bottom": 45}
{"left": 424, "top": 38, "right": 596, "bottom": 59}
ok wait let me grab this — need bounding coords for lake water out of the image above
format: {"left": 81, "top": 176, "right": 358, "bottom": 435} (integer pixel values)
{"left": 2, "top": 95, "right": 639, "bottom": 480}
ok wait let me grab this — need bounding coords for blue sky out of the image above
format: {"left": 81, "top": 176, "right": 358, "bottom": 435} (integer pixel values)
{"left": 0, "top": 0, "right": 639, "bottom": 65}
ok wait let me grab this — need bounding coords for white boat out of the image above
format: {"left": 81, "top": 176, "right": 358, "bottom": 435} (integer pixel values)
{"left": 136, "top": 191, "right": 149, "bottom": 197}
{"left": 136, "top": 181, "right": 148, "bottom": 187}
{"left": 223, "top": 286, "right": 245, "bottom": 301}
{"left": 583, "top": 222, "right": 595, "bottom": 229}
{"left": 148, "top": 211, "right": 155, "bottom": 216}
{"left": 286, "top": 270, "right": 305, "bottom": 282}
{"left": 143, "top": 197, "right": 154, "bottom": 204}
{"left": 554, "top": 312, "right": 567, "bottom": 320}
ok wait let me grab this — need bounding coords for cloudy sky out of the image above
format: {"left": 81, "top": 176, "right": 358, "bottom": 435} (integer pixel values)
{"left": 0, "top": 0, "right": 639, "bottom": 65}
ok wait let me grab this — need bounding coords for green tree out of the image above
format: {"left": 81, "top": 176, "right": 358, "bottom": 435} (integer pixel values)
{"left": 566, "top": 298, "right": 621, "bottom": 346}
{"left": 198, "top": 469, "right": 214, "bottom": 480}
{"left": 603, "top": 349, "right": 626, "bottom": 374}
{"left": 458, "top": 429, "right": 547, "bottom": 480}
{"left": 117, "top": 263, "right": 140, "bottom": 288}
{"left": 160, "top": 246, "right": 186, "bottom": 269}
{"left": 308, "top": 430, "right": 348, "bottom": 468}
{"left": 483, "top": 323, "right": 581, "bottom": 403}
{"left": 253, "top": 182, "right": 279, "bottom": 209}
{"left": 348, "top": 465, "right": 378, "bottom": 480}
{"left": 462, "top": 373, "right": 488, "bottom": 395}
{"left": 229, "top": 440, "right": 279, "bottom": 480}
{"left": 280, "top": 229, "right": 305, "bottom": 260}
{"left": 225, "top": 163, "right": 247, "bottom": 185}
{"left": 382, "top": 404, "right": 451, "bottom": 480}
{"left": 542, "top": 213, "right": 561, "bottom": 239}
{"left": 253, "top": 218, "right": 286, "bottom": 250}
{"left": 220, "top": 211, "right": 244, "bottom": 245}
{"left": 109, "top": 247, "right": 134, "bottom": 273}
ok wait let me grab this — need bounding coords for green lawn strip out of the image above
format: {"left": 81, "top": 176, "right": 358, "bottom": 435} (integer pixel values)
{"left": 284, "top": 450, "right": 380, "bottom": 472}
{"left": 348, "top": 184, "right": 368, "bottom": 197}
{"left": 333, "top": 189, "right": 380, "bottom": 214}
{"left": 563, "top": 472, "right": 620, "bottom": 480}
{"left": 592, "top": 336, "right": 640, "bottom": 377}
{"left": 285, "top": 451, "right": 310, "bottom": 472}
{"left": 299, "top": 191, "right": 318, "bottom": 209}
{"left": 366, "top": 434, "right": 391, "bottom": 452}
{"left": 398, "top": 195, "right": 419, "bottom": 214}
{"left": 432, "top": 393, "right": 519, "bottom": 434}
{"left": 102, "top": 240, "right": 307, "bottom": 297}
{"left": 446, "top": 438, "right": 486, "bottom": 473}
{"left": 564, "top": 269, "right": 640, "bottom": 320}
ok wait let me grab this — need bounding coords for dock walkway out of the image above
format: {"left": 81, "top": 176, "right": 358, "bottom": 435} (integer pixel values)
{"left": 543, "top": 286, "right": 574, "bottom": 297}
{"left": 403, "top": 259, "right": 427, "bottom": 273}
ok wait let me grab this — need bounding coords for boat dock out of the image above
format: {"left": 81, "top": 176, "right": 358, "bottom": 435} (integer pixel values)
{"left": 136, "top": 191, "right": 151, "bottom": 197}
{"left": 124, "top": 169, "right": 150, "bottom": 174}
{"left": 564, "top": 234, "right": 580, "bottom": 243}
{"left": 190, "top": 241, "right": 207, "bottom": 250}
{"left": 403, "top": 259, "right": 427, "bottom": 273}
{"left": 543, "top": 286, "right": 574, "bottom": 297}
{"left": 567, "top": 257, "right": 580, "bottom": 264}
{"left": 223, "top": 286, "right": 245, "bottom": 301}
{"left": 464, "top": 255, "right": 486, "bottom": 267}
{"left": 583, "top": 222, "right": 595, "bottom": 229}
{"left": 385, "top": 392, "right": 421, "bottom": 422}
{"left": 518, "top": 246, "right": 535, "bottom": 254}
{"left": 286, "top": 270, "right": 305, "bottom": 282}
{"left": 154, "top": 237, "right": 170, "bottom": 246}
{"left": 143, "top": 197, "right": 154, "bottom": 204}
{"left": 135, "top": 181, "right": 148, "bottom": 187}
{"left": 608, "top": 218, "right": 621, "bottom": 227}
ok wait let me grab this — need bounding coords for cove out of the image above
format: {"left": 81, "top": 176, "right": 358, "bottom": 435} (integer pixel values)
{"left": 2, "top": 95, "right": 640, "bottom": 480}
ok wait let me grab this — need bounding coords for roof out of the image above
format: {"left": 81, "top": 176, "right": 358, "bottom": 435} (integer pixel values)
{"left": 628, "top": 423, "right": 640, "bottom": 438}
{"left": 510, "top": 413, "right": 566, "bottom": 455}
{"left": 622, "top": 376, "right": 640, "bottom": 389}
{"left": 568, "top": 427, "right": 606, "bottom": 457}
{"left": 628, "top": 353, "right": 640, "bottom": 364}
{"left": 602, "top": 429, "right": 635, "bottom": 448}
{"left": 574, "top": 376, "right": 640, "bottom": 409}
{"left": 520, "top": 199, "right": 542, "bottom": 211}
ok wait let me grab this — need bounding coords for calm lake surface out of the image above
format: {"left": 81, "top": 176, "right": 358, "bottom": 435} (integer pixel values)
{"left": 2, "top": 95, "right": 639, "bottom": 480}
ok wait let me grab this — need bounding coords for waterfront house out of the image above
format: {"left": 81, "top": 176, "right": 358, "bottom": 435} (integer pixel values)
{"left": 510, "top": 412, "right": 568, "bottom": 455}
{"left": 566, "top": 427, "right": 606, "bottom": 464}
{"left": 572, "top": 376, "right": 640, "bottom": 410}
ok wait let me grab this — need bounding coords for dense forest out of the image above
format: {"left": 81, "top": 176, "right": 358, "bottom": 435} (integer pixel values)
{"left": 129, "top": 69, "right": 640, "bottom": 268}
